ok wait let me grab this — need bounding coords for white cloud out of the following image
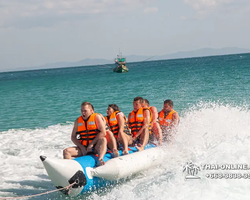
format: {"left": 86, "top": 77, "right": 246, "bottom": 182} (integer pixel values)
{"left": 184, "top": 0, "right": 250, "bottom": 12}
{"left": 184, "top": 0, "right": 229, "bottom": 10}
{"left": 183, "top": 0, "right": 250, "bottom": 19}
{"left": 0, "top": 0, "right": 149, "bottom": 29}
{"left": 144, "top": 7, "right": 158, "bottom": 14}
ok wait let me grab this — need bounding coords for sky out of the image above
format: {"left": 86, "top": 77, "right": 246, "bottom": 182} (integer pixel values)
{"left": 0, "top": 0, "right": 250, "bottom": 72}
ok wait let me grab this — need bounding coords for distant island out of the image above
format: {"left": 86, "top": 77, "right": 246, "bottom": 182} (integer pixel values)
{"left": 8, "top": 47, "right": 250, "bottom": 71}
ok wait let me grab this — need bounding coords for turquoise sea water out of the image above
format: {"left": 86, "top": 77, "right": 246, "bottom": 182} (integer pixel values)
{"left": 1, "top": 53, "right": 249, "bottom": 132}
{"left": 1, "top": 53, "right": 250, "bottom": 199}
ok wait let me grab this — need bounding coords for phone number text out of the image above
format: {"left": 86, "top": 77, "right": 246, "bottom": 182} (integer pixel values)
{"left": 206, "top": 173, "right": 250, "bottom": 179}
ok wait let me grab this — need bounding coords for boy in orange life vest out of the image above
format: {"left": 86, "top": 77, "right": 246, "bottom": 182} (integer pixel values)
{"left": 158, "top": 99, "right": 180, "bottom": 136}
{"left": 142, "top": 99, "right": 162, "bottom": 146}
{"left": 105, "top": 104, "right": 133, "bottom": 155}
{"left": 128, "top": 96, "right": 150, "bottom": 151}
{"left": 63, "top": 102, "right": 107, "bottom": 166}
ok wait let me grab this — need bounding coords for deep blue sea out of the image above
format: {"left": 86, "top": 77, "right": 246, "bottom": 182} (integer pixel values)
{"left": 1, "top": 53, "right": 250, "bottom": 199}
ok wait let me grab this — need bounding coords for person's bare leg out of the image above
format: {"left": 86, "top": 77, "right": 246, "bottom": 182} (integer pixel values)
{"left": 106, "top": 130, "right": 119, "bottom": 157}
{"left": 118, "top": 133, "right": 133, "bottom": 155}
{"left": 63, "top": 146, "right": 82, "bottom": 159}
{"left": 153, "top": 122, "right": 162, "bottom": 145}
{"left": 95, "top": 137, "right": 107, "bottom": 165}
{"left": 136, "top": 130, "right": 149, "bottom": 151}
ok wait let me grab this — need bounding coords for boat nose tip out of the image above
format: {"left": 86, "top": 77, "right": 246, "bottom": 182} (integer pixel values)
{"left": 40, "top": 155, "right": 47, "bottom": 161}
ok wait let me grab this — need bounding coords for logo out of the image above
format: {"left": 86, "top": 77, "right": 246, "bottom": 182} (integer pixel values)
{"left": 110, "top": 118, "right": 116, "bottom": 122}
{"left": 76, "top": 134, "right": 81, "bottom": 140}
{"left": 88, "top": 121, "right": 95, "bottom": 125}
{"left": 183, "top": 162, "right": 201, "bottom": 179}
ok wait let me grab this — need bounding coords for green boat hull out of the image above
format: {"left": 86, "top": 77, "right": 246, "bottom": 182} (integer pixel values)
{"left": 113, "top": 65, "right": 129, "bottom": 73}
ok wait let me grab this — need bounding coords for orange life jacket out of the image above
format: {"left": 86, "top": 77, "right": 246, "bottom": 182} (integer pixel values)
{"left": 76, "top": 113, "right": 99, "bottom": 147}
{"left": 158, "top": 109, "right": 177, "bottom": 127}
{"left": 105, "top": 111, "right": 130, "bottom": 139}
{"left": 147, "top": 107, "right": 154, "bottom": 135}
{"left": 128, "top": 107, "right": 152, "bottom": 137}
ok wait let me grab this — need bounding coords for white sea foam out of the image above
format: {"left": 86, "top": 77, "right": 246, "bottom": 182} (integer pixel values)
{"left": 1, "top": 102, "right": 250, "bottom": 199}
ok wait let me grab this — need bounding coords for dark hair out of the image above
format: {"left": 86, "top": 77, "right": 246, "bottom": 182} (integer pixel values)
{"left": 81, "top": 102, "right": 94, "bottom": 111}
{"left": 164, "top": 99, "right": 173, "bottom": 107}
{"left": 142, "top": 99, "right": 149, "bottom": 105}
{"left": 108, "top": 104, "right": 120, "bottom": 111}
{"left": 133, "top": 96, "right": 143, "bottom": 103}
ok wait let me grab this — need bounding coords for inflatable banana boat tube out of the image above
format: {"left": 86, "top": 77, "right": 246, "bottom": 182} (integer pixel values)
{"left": 40, "top": 144, "right": 164, "bottom": 196}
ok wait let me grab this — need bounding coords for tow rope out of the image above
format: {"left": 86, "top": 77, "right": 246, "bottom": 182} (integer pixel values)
{"left": 0, "top": 182, "right": 76, "bottom": 199}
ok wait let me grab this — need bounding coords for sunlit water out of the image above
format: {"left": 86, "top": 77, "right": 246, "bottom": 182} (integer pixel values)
{"left": 1, "top": 53, "right": 250, "bottom": 199}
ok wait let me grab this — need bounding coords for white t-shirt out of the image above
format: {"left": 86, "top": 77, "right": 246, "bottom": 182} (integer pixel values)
{"left": 116, "top": 112, "right": 124, "bottom": 118}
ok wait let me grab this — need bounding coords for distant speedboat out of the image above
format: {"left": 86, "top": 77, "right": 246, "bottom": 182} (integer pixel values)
{"left": 113, "top": 53, "right": 129, "bottom": 73}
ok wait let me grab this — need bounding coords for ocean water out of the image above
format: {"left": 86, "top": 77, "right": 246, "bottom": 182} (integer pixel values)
{"left": 0, "top": 53, "right": 250, "bottom": 199}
